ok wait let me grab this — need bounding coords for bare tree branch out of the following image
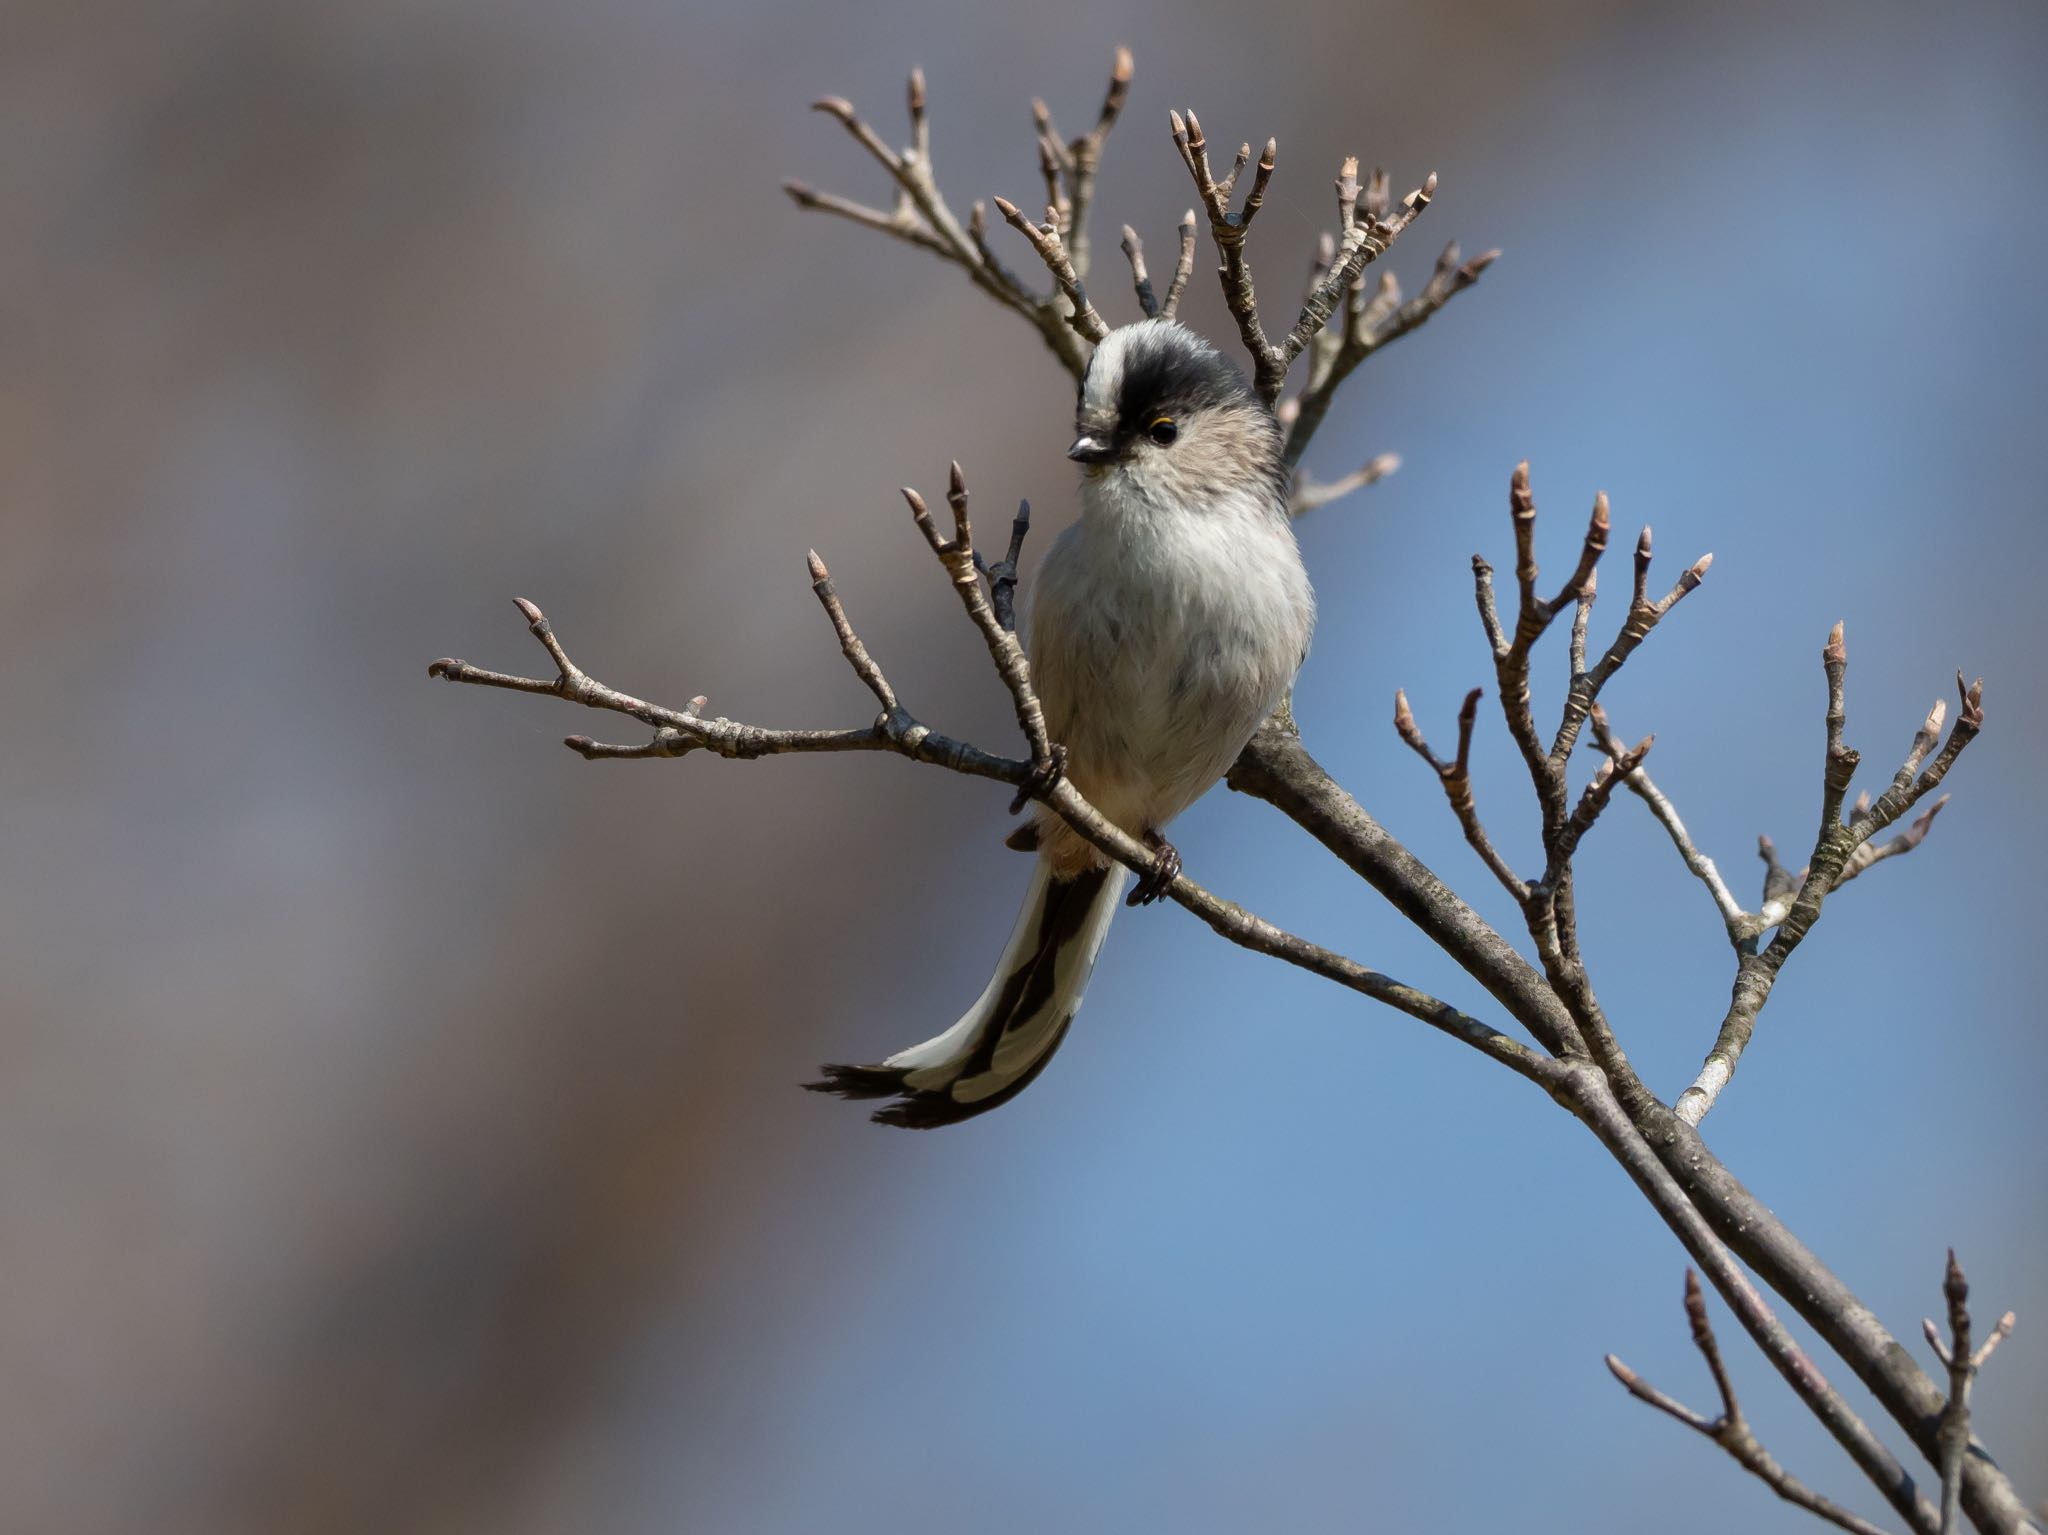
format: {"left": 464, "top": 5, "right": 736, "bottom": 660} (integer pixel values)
{"left": 905, "top": 464, "right": 1055, "bottom": 770}
{"left": 1924, "top": 1251, "right": 2021, "bottom": 1535}
{"left": 1400, "top": 482, "right": 1669, "bottom": 1118}
{"left": 1551, "top": 521, "right": 1712, "bottom": 768}
{"left": 433, "top": 591, "right": 1980, "bottom": 1535}
{"left": 780, "top": 180, "right": 954, "bottom": 258}
{"left": 430, "top": 596, "right": 1021, "bottom": 779}
{"left": 1160, "top": 207, "right": 1197, "bottom": 320}
{"left": 1119, "top": 224, "right": 1158, "bottom": 317}
{"left": 792, "top": 54, "right": 1476, "bottom": 486}
{"left": 1027, "top": 45, "right": 1130, "bottom": 282}
{"left": 1168, "top": 106, "right": 1435, "bottom": 407}
{"left": 990, "top": 197, "right": 1110, "bottom": 344}
{"left": 965, "top": 199, "right": 1042, "bottom": 311}
{"left": 1284, "top": 235, "right": 1496, "bottom": 469}
{"left": 969, "top": 496, "right": 1033, "bottom": 634}
{"left": 1543, "top": 728, "right": 1654, "bottom": 883}
{"left": 1395, "top": 686, "right": 1529, "bottom": 902}
{"left": 1228, "top": 722, "right": 1585, "bottom": 1058}
{"left": 1394, "top": 469, "right": 1992, "bottom": 1535}
{"left": 1588, "top": 703, "right": 1754, "bottom": 943}
{"left": 1289, "top": 451, "right": 1399, "bottom": 517}
{"left": 1607, "top": 1271, "right": 1901, "bottom": 1535}
{"left": 792, "top": 63, "right": 1148, "bottom": 376}
{"left": 1257, "top": 425, "right": 2002, "bottom": 1529}
{"left": 1447, "top": 465, "right": 1705, "bottom": 1113}
{"left": 1473, "top": 468, "right": 1657, "bottom": 815}
{"left": 1169, "top": 108, "right": 1274, "bottom": 378}
{"left": 807, "top": 551, "right": 896, "bottom": 710}
{"left": 1835, "top": 792, "right": 1948, "bottom": 888}
{"left": 1565, "top": 1067, "right": 1942, "bottom": 1535}
{"left": 1675, "top": 643, "right": 1984, "bottom": 1126}
{"left": 1231, "top": 725, "right": 2026, "bottom": 1531}
{"left": 431, "top": 468, "right": 1552, "bottom": 1084}
{"left": 1593, "top": 702, "right": 1957, "bottom": 947}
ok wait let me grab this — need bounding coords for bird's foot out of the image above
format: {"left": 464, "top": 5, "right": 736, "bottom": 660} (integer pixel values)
{"left": 1127, "top": 830, "right": 1182, "bottom": 907}
{"left": 1008, "top": 743, "right": 1068, "bottom": 815}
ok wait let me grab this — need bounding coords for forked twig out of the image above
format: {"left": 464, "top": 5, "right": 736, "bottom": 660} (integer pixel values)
{"left": 1395, "top": 686, "right": 1527, "bottom": 902}
{"left": 789, "top": 54, "right": 1138, "bottom": 376}
{"left": 1922, "top": 1250, "right": 2019, "bottom": 1535}
{"left": 1676, "top": 644, "right": 1984, "bottom": 1125}
{"left": 1168, "top": 104, "right": 1437, "bottom": 406}
{"left": 1607, "top": 1271, "right": 1907, "bottom": 1535}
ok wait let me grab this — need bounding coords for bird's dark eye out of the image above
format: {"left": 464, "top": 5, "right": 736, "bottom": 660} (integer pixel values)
{"left": 1148, "top": 417, "right": 1178, "bottom": 446}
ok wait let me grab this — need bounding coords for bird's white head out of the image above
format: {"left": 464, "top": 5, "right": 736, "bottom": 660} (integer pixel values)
{"left": 1069, "top": 319, "right": 1283, "bottom": 512}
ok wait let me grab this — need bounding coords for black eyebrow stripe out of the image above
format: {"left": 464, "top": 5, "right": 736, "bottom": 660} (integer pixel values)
{"left": 1114, "top": 330, "right": 1251, "bottom": 426}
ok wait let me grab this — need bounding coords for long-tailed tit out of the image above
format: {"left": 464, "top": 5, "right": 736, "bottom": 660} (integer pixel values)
{"left": 808, "top": 319, "right": 1315, "bottom": 1127}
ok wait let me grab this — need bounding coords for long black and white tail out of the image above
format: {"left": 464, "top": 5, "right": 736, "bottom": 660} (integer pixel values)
{"left": 806, "top": 860, "right": 1128, "bottom": 1128}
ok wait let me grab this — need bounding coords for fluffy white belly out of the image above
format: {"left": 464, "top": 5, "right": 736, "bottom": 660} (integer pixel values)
{"left": 1026, "top": 485, "right": 1313, "bottom": 844}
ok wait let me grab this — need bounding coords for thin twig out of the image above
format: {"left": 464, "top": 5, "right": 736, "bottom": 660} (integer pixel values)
{"left": 1283, "top": 239, "right": 1496, "bottom": 469}
{"left": 1589, "top": 703, "right": 1753, "bottom": 943}
{"left": 1466, "top": 465, "right": 1702, "bottom": 1114}
{"left": 1120, "top": 224, "right": 1158, "bottom": 317}
{"left": 1563, "top": 1067, "right": 1942, "bottom": 1535}
{"left": 967, "top": 200, "right": 1040, "bottom": 308}
{"left": 780, "top": 182, "right": 952, "bottom": 257}
{"left": 1477, "top": 472, "right": 1633, "bottom": 949}
{"left": 1606, "top": 1271, "right": 1900, "bottom": 1535}
{"left": 1923, "top": 1251, "right": 2019, "bottom": 1535}
{"left": 430, "top": 596, "right": 1014, "bottom": 776}
{"left": 1303, "top": 230, "right": 1337, "bottom": 305}
{"left": 1937, "top": 1250, "right": 1973, "bottom": 1535}
{"left": 991, "top": 197, "right": 1110, "bottom": 344}
{"left": 1568, "top": 568, "right": 1595, "bottom": 681}
{"left": 1484, "top": 467, "right": 1634, "bottom": 803}
{"left": 970, "top": 498, "right": 1033, "bottom": 634}
{"left": 807, "top": 551, "right": 896, "bottom": 711}
{"left": 1542, "top": 729, "right": 1653, "bottom": 884}
{"left": 1394, "top": 686, "right": 1529, "bottom": 902}
{"left": 1159, "top": 208, "right": 1197, "bottom": 319}
{"left": 1676, "top": 646, "right": 1984, "bottom": 1126}
{"left": 1168, "top": 105, "right": 1435, "bottom": 408}
{"left": 1169, "top": 107, "right": 1272, "bottom": 384}
{"left": 1819, "top": 621, "right": 1859, "bottom": 838}
{"left": 1836, "top": 794, "right": 1949, "bottom": 886}
{"left": 1540, "top": 507, "right": 1709, "bottom": 985}
{"left": 1290, "top": 452, "right": 1400, "bottom": 517}
{"left": 1551, "top": 521, "right": 1712, "bottom": 767}
{"left": 906, "top": 465, "right": 1054, "bottom": 768}
{"left": 792, "top": 69, "right": 1119, "bottom": 375}
{"left": 1032, "top": 44, "right": 1130, "bottom": 283}
{"left": 1522, "top": 728, "right": 1656, "bottom": 1113}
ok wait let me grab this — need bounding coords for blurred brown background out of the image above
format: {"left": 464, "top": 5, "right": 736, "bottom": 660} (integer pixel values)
{"left": 3, "top": 1, "right": 2043, "bottom": 1531}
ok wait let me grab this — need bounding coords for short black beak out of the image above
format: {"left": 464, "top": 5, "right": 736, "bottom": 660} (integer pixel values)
{"left": 1067, "top": 433, "right": 1115, "bottom": 464}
